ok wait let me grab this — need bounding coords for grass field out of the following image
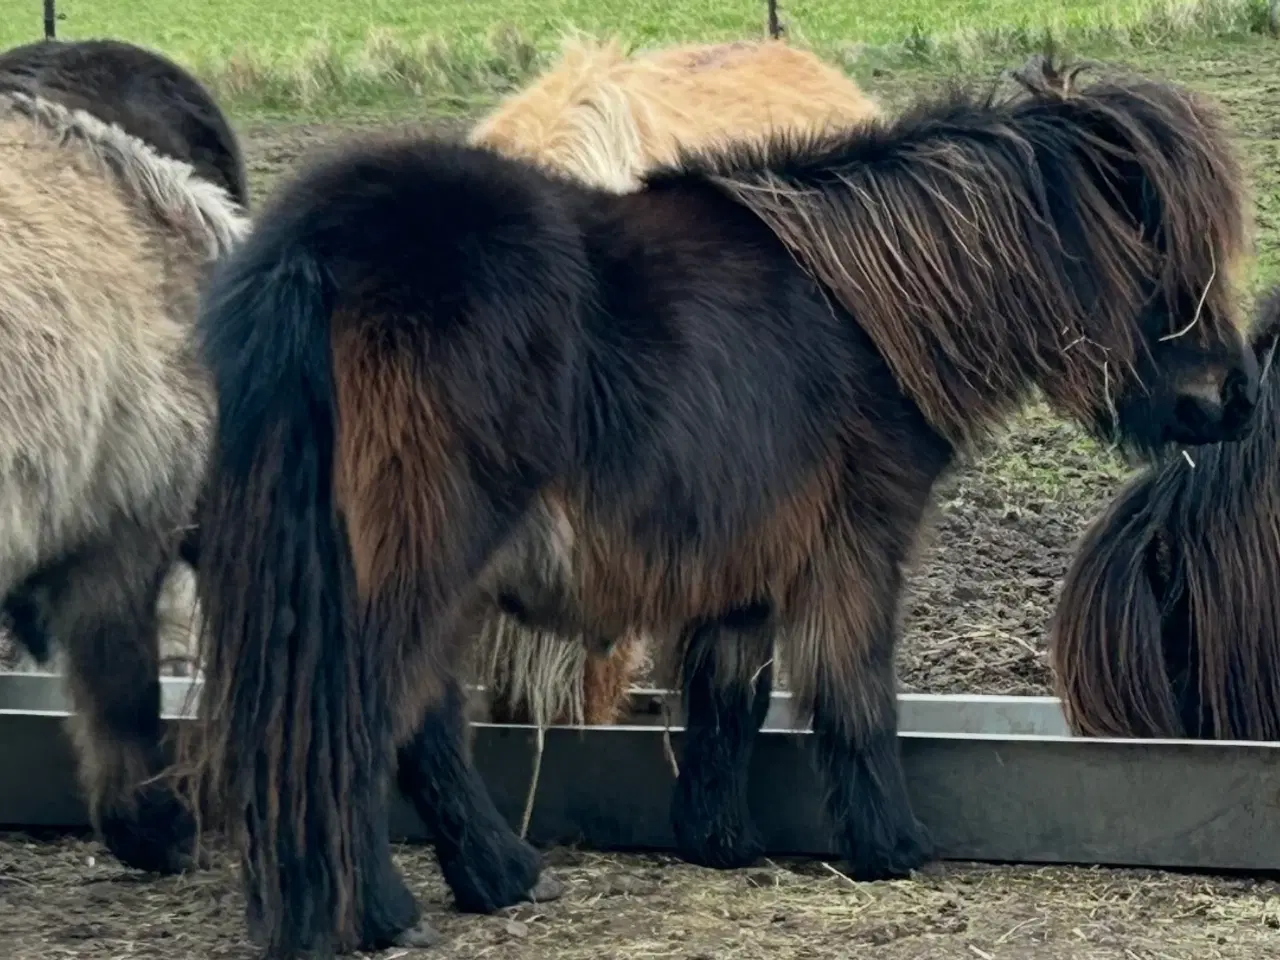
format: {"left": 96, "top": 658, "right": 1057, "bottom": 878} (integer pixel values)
{"left": 1, "top": 0, "right": 1274, "bottom": 111}
{"left": 6, "top": 0, "right": 1267, "bottom": 58}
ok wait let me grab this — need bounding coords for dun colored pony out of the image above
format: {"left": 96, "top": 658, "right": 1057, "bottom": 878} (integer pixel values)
{"left": 0, "top": 38, "right": 248, "bottom": 874}
{"left": 469, "top": 36, "right": 882, "bottom": 728}
{"left": 193, "top": 57, "right": 1259, "bottom": 957}
{"left": 1050, "top": 287, "right": 1280, "bottom": 741}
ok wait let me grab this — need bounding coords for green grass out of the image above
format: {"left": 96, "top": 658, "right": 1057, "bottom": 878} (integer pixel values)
{"left": 2, "top": 0, "right": 1274, "bottom": 111}
{"left": 2, "top": 0, "right": 1260, "bottom": 62}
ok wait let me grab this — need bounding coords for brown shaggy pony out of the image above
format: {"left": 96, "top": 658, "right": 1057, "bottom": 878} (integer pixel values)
{"left": 1050, "top": 286, "right": 1280, "bottom": 741}
{"left": 468, "top": 36, "right": 882, "bottom": 729}
{"left": 192, "top": 57, "right": 1259, "bottom": 957}
{"left": 0, "top": 38, "right": 248, "bottom": 874}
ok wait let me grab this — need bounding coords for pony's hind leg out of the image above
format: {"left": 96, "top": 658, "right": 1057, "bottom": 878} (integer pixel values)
{"left": 3, "top": 585, "right": 54, "bottom": 664}
{"left": 355, "top": 780, "right": 438, "bottom": 949}
{"left": 790, "top": 548, "right": 932, "bottom": 881}
{"left": 32, "top": 533, "right": 197, "bottom": 875}
{"left": 670, "top": 603, "right": 774, "bottom": 869}
{"left": 396, "top": 674, "right": 563, "bottom": 915}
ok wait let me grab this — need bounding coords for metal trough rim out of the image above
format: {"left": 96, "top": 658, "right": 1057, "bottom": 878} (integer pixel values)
{"left": 0, "top": 670, "right": 1072, "bottom": 736}
{"left": 3, "top": 706, "right": 1278, "bottom": 749}
{"left": 5, "top": 670, "right": 1280, "bottom": 873}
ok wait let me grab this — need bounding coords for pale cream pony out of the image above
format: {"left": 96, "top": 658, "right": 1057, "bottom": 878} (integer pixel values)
{"left": 466, "top": 35, "right": 882, "bottom": 729}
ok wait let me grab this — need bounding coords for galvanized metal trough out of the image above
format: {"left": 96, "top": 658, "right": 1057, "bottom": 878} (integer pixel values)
{"left": 2, "top": 670, "right": 1278, "bottom": 872}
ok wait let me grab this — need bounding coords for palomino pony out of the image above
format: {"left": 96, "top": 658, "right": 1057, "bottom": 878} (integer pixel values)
{"left": 0, "top": 37, "right": 248, "bottom": 874}
{"left": 193, "top": 57, "right": 1259, "bottom": 957}
{"left": 468, "top": 36, "right": 882, "bottom": 728}
{"left": 1051, "top": 287, "right": 1280, "bottom": 741}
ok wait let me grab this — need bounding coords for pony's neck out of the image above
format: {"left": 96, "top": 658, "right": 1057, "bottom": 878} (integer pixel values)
{"left": 875, "top": 316, "right": 1047, "bottom": 452}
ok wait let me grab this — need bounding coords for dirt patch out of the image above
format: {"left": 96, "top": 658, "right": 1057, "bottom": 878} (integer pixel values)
{"left": 2, "top": 835, "right": 1279, "bottom": 960}
{"left": 236, "top": 116, "right": 473, "bottom": 207}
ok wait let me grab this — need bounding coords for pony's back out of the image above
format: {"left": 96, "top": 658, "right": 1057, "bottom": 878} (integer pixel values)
{"left": 470, "top": 35, "right": 881, "bottom": 191}
{"left": 0, "top": 38, "right": 248, "bottom": 207}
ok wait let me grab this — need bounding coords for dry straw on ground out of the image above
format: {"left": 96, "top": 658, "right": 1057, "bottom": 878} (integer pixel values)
{"left": 3, "top": 836, "right": 1280, "bottom": 960}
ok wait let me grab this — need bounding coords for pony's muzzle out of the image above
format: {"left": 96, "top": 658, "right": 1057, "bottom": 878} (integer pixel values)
{"left": 1218, "top": 363, "right": 1260, "bottom": 438}
{"left": 1169, "top": 359, "right": 1259, "bottom": 446}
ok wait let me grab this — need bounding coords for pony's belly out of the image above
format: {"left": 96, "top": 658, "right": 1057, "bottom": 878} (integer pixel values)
{"left": 479, "top": 463, "right": 833, "bottom": 646}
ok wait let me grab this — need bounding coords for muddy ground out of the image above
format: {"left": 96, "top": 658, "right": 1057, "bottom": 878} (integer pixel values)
{"left": 5, "top": 37, "right": 1280, "bottom": 960}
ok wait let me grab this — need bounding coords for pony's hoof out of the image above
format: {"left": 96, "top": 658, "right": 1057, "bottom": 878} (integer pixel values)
{"left": 674, "top": 829, "right": 763, "bottom": 870}
{"left": 98, "top": 785, "right": 199, "bottom": 875}
{"left": 392, "top": 920, "right": 444, "bottom": 949}
{"left": 671, "top": 791, "right": 763, "bottom": 870}
{"left": 440, "top": 833, "right": 544, "bottom": 914}
{"left": 839, "top": 819, "right": 934, "bottom": 882}
{"left": 526, "top": 873, "right": 565, "bottom": 903}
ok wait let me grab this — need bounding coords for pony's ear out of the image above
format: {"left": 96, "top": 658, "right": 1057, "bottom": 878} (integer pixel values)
{"left": 1005, "top": 53, "right": 1093, "bottom": 99}
{"left": 1249, "top": 285, "right": 1280, "bottom": 374}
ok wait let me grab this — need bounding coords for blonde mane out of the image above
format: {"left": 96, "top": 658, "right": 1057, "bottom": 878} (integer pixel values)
{"left": 0, "top": 90, "right": 249, "bottom": 259}
{"left": 470, "top": 35, "right": 882, "bottom": 192}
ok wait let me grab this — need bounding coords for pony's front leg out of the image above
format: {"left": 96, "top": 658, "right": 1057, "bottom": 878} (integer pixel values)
{"left": 670, "top": 607, "right": 774, "bottom": 869}
{"left": 396, "top": 675, "right": 563, "bottom": 914}
{"left": 795, "top": 560, "right": 933, "bottom": 881}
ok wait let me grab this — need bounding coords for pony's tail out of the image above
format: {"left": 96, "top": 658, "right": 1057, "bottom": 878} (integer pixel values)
{"left": 190, "top": 239, "right": 379, "bottom": 956}
{"left": 1049, "top": 476, "right": 1185, "bottom": 739}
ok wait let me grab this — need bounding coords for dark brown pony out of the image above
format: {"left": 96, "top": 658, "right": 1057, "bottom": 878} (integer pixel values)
{"left": 1051, "top": 286, "right": 1280, "bottom": 740}
{"left": 192, "top": 57, "right": 1259, "bottom": 957}
{"left": 0, "top": 37, "right": 247, "bottom": 875}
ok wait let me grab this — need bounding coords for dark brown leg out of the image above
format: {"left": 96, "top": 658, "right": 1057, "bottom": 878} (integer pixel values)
{"left": 396, "top": 677, "right": 563, "bottom": 915}
{"left": 797, "top": 550, "right": 933, "bottom": 881}
{"left": 670, "top": 603, "right": 775, "bottom": 869}
{"left": 31, "top": 530, "right": 196, "bottom": 875}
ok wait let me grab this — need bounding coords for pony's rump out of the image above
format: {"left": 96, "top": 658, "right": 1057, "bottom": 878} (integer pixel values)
{"left": 1051, "top": 288, "right": 1280, "bottom": 741}
{"left": 193, "top": 137, "right": 591, "bottom": 954}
